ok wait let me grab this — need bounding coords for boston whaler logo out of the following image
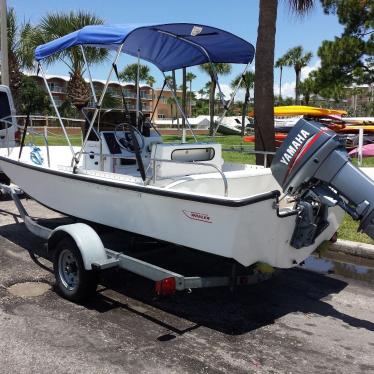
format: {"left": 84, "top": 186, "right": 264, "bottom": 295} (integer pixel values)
{"left": 280, "top": 129, "right": 311, "bottom": 166}
{"left": 183, "top": 210, "right": 212, "bottom": 223}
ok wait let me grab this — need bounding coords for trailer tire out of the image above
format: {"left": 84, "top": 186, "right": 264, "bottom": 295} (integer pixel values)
{"left": 53, "top": 237, "right": 98, "bottom": 302}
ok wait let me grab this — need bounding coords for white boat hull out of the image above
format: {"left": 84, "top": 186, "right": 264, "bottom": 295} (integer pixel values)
{"left": 0, "top": 156, "right": 343, "bottom": 269}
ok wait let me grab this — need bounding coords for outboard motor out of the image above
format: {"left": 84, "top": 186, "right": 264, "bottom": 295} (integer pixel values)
{"left": 271, "top": 119, "right": 374, "bottom": 249}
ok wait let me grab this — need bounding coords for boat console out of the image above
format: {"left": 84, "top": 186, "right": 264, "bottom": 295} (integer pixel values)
{"left": 84, "top": 129, "right": 162, "bottom": 174}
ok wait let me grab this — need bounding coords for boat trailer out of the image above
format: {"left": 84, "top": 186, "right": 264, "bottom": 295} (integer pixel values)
{"left": 0, "top": 184, "right": 272, "bottom": 302}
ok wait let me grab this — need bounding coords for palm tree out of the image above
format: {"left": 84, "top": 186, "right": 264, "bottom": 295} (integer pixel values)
{"left": 282, "top": 46, "right": 313, "bottom": 104}
{"left": 275, "top": 56, "right": 288, "bottom": 102}
{"left": 298, "top": 76, "right": 316, "bottom": 105}
{"left": 171, "top": 70, "right": 180, "bottom": 128}
{"left": 199, "top": 63, "right": 232, "bottom": 135}
{"left": 3, "top": 8, "right": 38, "bottom": 111}
{"left": 166, "top": 96, "right": 176, "bottom": 123}
{"left": 33, "top": 11, "right": 108, "bottom": 109}
{"left": 119, "top": 63, "right": 154, "bottom": 87}
{"left": 162, "top": 75, "right": 171, "bottom": 85}
{"left": 186, "top": 72, "right": 196, "bottom": 116}
{"left": 182, "top": 68, "right": 187, "bottom": 127}
{"left": 146, "top": 75, "right": 155, "bottom": 87}
{"left": 254, "top": 0, "right": 315, "bottom": 164}
{"left": 231, "top": 71, "right": 255, "bottom": 136}
{"left": 146, "top": 76, "right": 155, "bottom": 101}
{"left": 119, "top": 63, "right": 155, "bottom": 116}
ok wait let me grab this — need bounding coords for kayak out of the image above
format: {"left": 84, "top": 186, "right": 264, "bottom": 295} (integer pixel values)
{"left": 338, "top": 125, "right": 374, "bottom": 133}
{"left": 244, "top": 133, "right": 287, "bottom": 147}
{"left": 343, "top": 117, "right": 374, "bottom": 125}
{"left": 248, "top": 106, "right": 347, "bottom": 118}
{"left": 349, "top": 144, "right": 374, "bottom": 157}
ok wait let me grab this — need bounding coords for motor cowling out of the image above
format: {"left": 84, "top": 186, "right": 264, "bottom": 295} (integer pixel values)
{"left": 271, "top": 119, "right": 374, "bottom": 247}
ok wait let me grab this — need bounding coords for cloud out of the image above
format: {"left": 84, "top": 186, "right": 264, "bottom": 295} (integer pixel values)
{"left": 301, "top": 59, "right": 321, "bottom": 80}
{"left": 274, "top": 81, "right": 296, "bottom": 98}
{"left": 219, "top": 84, "right": 255, "bottom": 102}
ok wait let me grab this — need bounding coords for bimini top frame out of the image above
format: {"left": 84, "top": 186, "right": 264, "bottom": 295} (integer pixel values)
{"left": 35, "top": 23, "right": 255, "bottom": 70}
{"left": 35, "top": 23, "right": 255, "bottom": 168}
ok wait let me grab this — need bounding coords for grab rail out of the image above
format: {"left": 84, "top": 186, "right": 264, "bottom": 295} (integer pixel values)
{"left": 222, "top": 147, "right": 275, "bottom": 168}
{"left": 148, "top": 157, "right": 229, "bottom": 197}
{"left": 69, "top": 150, "right": 229, "bottom": 197}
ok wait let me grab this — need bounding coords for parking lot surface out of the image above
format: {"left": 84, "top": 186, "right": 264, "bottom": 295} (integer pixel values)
{"left": 0, "top": 198, "right": 373, "bottom": 374}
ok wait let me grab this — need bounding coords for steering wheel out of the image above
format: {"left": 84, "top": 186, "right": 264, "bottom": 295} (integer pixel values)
{"left": 114, "top": 123, "right": 145, "bottom": 153}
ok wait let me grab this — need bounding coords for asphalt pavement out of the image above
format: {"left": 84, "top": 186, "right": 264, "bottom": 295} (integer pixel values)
{"left": 0, "top": 197, "right": 373, "bottom": 374}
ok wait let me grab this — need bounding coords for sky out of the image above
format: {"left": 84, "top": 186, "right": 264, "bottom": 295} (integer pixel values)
{"left": 8, "top": 0, "right": 344, "bottom": 99}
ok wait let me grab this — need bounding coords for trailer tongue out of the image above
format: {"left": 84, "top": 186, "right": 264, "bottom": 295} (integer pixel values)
{"left": 271, "top": 119, "right": 374, "bottom": 248}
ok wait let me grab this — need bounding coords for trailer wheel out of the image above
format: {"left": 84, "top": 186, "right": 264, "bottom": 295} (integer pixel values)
{"left": 53, "top": 237, "right": 98, "bottom": 302}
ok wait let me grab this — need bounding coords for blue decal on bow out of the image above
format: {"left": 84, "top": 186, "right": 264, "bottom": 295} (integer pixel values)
{"left": 29, "top": 145, "right": 44, "bottom": 165}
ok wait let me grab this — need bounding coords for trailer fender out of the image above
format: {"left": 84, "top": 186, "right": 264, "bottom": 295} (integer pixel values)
{"left": 48, "top": 223, "right": 107, "bottom": 271}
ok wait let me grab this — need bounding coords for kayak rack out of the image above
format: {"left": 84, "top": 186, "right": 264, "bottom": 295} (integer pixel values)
{"left": 0, "top": 184, "right": 272, "bottom": 301}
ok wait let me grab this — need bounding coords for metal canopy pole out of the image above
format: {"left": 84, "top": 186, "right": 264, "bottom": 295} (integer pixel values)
{"left": 80, "top": 45, "right": 97, "bottom": 105}
{"left": 156, "top": 30, "right": 230, "bottom": 111}
{"left": 162, "top": 71, "right": 197, "bottom": 142}
{"left": 39, "top": 63, "right": 76, "bottom": 158}
{"left": 156, "top": 29, "right": 252, "bottom": 138}
{"left": 74, "top": 43, "right": 123, "bottom": 167}
{"left": 136, "top": 49, "right": 140, "bottom": 128}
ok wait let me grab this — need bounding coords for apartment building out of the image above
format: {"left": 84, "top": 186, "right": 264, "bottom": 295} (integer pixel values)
{"left": 28, "top": 73, "right": 189, "bottom": 121}
{"left": 29, "top": 74, "right": 154, "bottom": 116}
{"left": 344, "top": 85, "right": 374, "bottom": 115}
{"left": 152, "top": 89, "right": 184, "bottom": 120}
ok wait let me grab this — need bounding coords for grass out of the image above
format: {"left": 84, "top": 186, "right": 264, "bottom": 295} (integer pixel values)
{"left": 24, "top": 131, "right": 374, "bottom": 244}
{"left": 338, "top": 215, "right": 374, "bottom": 244}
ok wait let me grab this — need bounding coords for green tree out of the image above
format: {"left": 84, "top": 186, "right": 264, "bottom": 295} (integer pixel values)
{"left": 19, "top": 76, "right": 50, "bottom": 115}
{"left": 299, "top": 76, "right": 317, "bottom": 105}
{"left": 186, "top": 72, "right": 196, "bottom": 116}
{"left": 254, "top": 0, "right": 315, "bottom": 164}
{"left": 199, "top": 63, "right": 232, "bottom": 135}
{"left": 316, "top": 1, "right": 373, "bottom": 88}
{"left": 145, "top": 76, "right": 155, "bottom": 101}
{"left": 119, "top": 63, "right": 154, "bottom": 87}
{"left": 33, "top": 11, "right": 108, "bottom": 109}
{"left": 146, "top": 76, "right": 155, "bottom": 87}
{"left": 231, "top": 71, "right": 255, "bottom": 136}
{"left": 319, "top": 83, "right": 346, "bottom": 108}
{"left": 167, "top": 96, "right": 176, "bottom": 121}
{"left": 275, "top": 56, "right": 288, "bottom": 102}
{"left": 119, "top": 63, "right": 155, "bottom": 116}
{"left": 2, "top": 8, "right": 38, "bottom": 110}
{"left": 281, "top": 46, "right": 313, "bottom": 104}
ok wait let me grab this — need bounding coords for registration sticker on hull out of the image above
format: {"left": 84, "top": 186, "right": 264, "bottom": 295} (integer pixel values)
{"left": 183, "top": 210, "right": 212, "bottom": 223}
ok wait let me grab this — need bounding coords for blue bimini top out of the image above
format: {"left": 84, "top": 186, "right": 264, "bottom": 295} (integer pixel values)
{"left": 35, "top": 23, "right": 255, "bottom": 71}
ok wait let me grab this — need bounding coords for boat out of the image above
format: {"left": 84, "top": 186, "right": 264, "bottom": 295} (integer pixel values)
{"left": 216, "top": 116, "right": 251, "bottom": 135}
{"left": 3, "top": 23, "right": 374, "bottom": 271}
{"left": 243, "top": 132, "right": 287, "bottom": 147}
{"left": 343, "top": 117, "right": 374, "bottom": 125}
{"left": 349, "top": 144, "right": 374, "bottom": 157}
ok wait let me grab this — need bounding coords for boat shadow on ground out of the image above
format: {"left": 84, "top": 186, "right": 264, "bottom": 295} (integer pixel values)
{"left": 92, "top": 266, "right": 374, "bottom": 336}
{"left": 1, "top": 220, "right": 374, "bottom": 336}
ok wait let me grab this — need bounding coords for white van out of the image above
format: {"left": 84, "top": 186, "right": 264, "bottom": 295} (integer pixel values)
{"left": 0, "top": 85, "right": 20, "bottom": 184}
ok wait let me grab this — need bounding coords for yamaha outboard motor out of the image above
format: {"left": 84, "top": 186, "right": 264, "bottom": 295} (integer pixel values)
{"left": 271, "top": 119, "right": 374, "bottom": 249}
